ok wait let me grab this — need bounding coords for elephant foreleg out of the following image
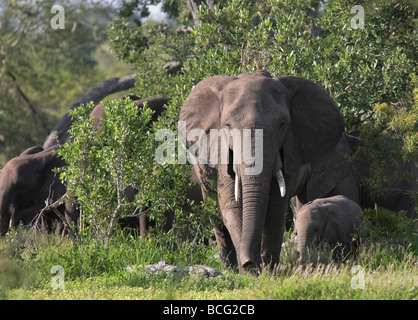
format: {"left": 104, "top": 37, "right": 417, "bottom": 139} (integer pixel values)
{"left": 261, "top": 179, "right": 289, "bottom": 269}
{"left": 212, "top": 222, "right": 238, "bottom": 271}
{"left": 215, "top": 172, "right": 243, "bottom": 270}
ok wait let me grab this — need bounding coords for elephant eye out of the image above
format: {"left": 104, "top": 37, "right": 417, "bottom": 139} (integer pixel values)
{"left": 225, "top": 120, "right": 231, "bottom": 128}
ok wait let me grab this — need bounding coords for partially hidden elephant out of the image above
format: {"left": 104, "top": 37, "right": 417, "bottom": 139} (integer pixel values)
{"left": 295, "top": 133, "right": 417, "bottom": 219}
{"left": 179, "top": 70, "right": 345, "bottom": 273}
{"left": 0, "top": 145, "right": 78, "bottom": 236}
{"left": 90, "top": 95, "right": 171, "bottom": 133}
{"left": 295, "top": 195, "right": 363, "bottom": 260}
{"left": 90, "top": 95, "right": 204, "bottom": 238}
{"left": 90, "top": 95, "right": 171, "bottom": 237}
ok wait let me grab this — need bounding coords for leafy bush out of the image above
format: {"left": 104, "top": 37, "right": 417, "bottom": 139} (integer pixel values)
{"left": 351, "top": 78, "right": 417, "bottom": 200}
{"left": 190, "top": 0, "right": 417, "bottom": 126}
{"left": 360, "top": 208, "right": 417, "bottom": 249}
{"left": 57, "top": 97, "right": 200, "bottom": 241}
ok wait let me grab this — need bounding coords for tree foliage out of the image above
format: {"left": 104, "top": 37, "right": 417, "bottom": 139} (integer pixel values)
{"left": 190, "top": 0, "right": 416, "bottom": 126}
{"left": 109, "top": 0, "right": 416, "bottom": 127}
{"left": 0, "top": 0, "right": 114, "bottom": 164}
{"left": 57, "top": 96, "right": 212, "bottom": 241}
{"left": 3, "top": 0, "right": 416, "bottom": 240}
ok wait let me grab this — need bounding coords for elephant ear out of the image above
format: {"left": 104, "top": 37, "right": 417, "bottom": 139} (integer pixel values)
{"left": 322, "top": 203, "right": 349, "bottom": 247}
{"left": 179, "top": 75, "right": 236, "bottom": 167}
{"left": 274, "top": 76, "right": 345, "bottom": 175}
{"left": 20, "top": 146, "right": 44, "bottom": 156}
{"left": 306, "top": 135, "right": 352, "bottom": 200}
{"left": 34, "top": 146, "right": 64, "bottom": 172}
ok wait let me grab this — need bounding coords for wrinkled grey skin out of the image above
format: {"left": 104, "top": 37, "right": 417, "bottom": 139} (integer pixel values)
{"left": 295, "top": 195, "right": 363, "bottom": 259}
{"left": 296, "top": 133, "right": 417, "bottom": 219}
{"left": 0, "top": 145, "right": 78, "bottom": 235}
{"left": 179, "top": 70, "right": 345, "bottom": 273}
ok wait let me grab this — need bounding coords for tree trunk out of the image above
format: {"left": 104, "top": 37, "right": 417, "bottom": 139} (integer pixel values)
{"left": 185, "top": 0, "right": 216, "bottom": 28}
{"left": 43, "top": 73, "right": 136, "bottom": 148}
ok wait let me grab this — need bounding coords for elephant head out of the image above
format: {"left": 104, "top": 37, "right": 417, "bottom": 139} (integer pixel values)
{"left": 179, "top": 70, "right": 345, "bottom": 273}
{"left": 0, "top": 146, "right": 68, "bottom": 235}
{"left": 295, "top": 195, "right": 363, "bottom": 259}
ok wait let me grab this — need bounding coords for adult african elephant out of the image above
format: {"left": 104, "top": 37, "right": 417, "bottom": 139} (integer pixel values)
{"left": 179, "top": 70, "right": 345, "bottom": 273}
{"left": 296, "top": 133, "right": 417, "bottom": 218}
{"left": 0, "top": 145, "right": 78, "bottom": 236}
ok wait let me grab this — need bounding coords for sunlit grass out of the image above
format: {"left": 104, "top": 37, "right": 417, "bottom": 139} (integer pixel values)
{"left": 2, "top": 227, "right": 416, "bottom": 300}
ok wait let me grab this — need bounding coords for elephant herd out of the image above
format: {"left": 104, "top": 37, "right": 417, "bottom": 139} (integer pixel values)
{"left": 0, "top": 96, "right": 173, "bottom": 237}
{"left": 0, "top": 70, "right": 416, "bottom": 274}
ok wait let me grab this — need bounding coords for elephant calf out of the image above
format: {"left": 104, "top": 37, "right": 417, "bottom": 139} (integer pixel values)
{"left": 295, "top": 195, "right": 363, "bottom": 260}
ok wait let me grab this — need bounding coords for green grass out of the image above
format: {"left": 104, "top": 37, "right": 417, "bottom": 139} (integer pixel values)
{"left": 6, "top": 267, "right": 416, "bottom": 300}
{"left": 4, "top": 258, "right": 416, "bottom": 300}
{"left": 1, "top": 226, "right": 417, "bottom": 300}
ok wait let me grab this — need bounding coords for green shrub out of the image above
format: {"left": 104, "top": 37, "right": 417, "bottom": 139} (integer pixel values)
{"left": 360, "top": 208, "right": 417, "bottom": 249}
{"left": 58, "top": 97, "right": 195, "bottom": 241}
{"left": 187, "top": 0, "right": 417, "bottom": 127}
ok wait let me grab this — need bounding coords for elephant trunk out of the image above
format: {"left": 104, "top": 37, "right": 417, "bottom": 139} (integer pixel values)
{"left": 239, "top": 175, "right": 271, "bottom": 271}
{"left": 297, "top": 234, "right": 308, "bottom": 260}
{"left": 296, "top": 222, "right": 313, "bottom": 261}
{"left": 0, "top": 189, "right": 13, "bottom": 236}
{"left": 238, "top": 131, "right": 275, "bottom": 272}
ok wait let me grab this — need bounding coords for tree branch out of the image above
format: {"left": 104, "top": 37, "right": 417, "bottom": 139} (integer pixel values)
{"left": 36, "top": 193, "right": 80, "bottom": 246}
{"left": 5, "top": 71, "right": 51, "bottom": 135}
{"left": 121, "top": 206, "right": 152, "bottom": 218}
{"left": 185, "top": 0, "right": 216, "bottom": 28}
{"left": 385, "top": 9, "right": 415, "bottom": 39}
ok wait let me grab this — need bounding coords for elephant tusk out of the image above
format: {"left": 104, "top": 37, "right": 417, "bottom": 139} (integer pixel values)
{"left": 234, "top": 174, "right": 241, "bottom": 203}
{"left": 276, "top": 170, "right": 286, "bottom": 197}
{"left": 235, "top": 174, "right": 238, "bottom": 202}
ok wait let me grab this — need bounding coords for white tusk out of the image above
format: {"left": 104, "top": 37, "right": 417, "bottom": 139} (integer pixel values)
{"left": 235, "top": 174, "right": 240, "bottom": 202}
{"left": 276, "top": 170, "right": 286, "bottom": 197}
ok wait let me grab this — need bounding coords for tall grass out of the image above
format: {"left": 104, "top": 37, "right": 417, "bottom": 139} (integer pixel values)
{"left": 1, "top": 212, "right": 417, "bottom": 300}
{"left": 1, "top": 229, "right": 221, "bottom": 292}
